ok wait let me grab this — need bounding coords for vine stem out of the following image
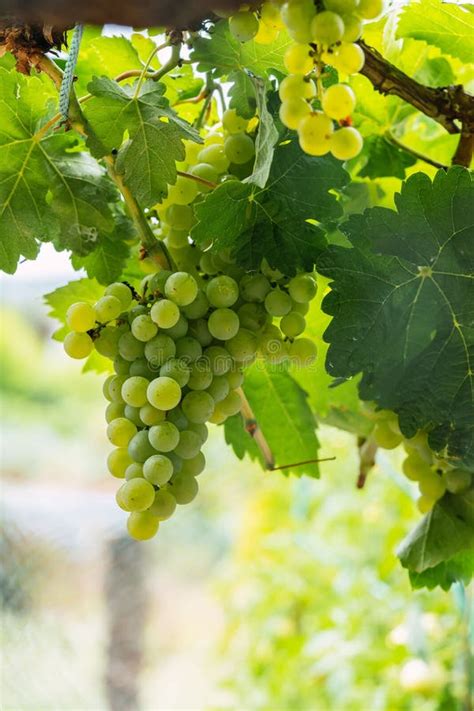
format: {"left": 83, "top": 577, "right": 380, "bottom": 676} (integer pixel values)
{"left": 237, "top": 387, "right": 275, "bottom": 470}
{"left": 31, "top": 52, "right": 175, "bottom": 270}
{"left": 384, "top": 132, "right": 448, "bottom": 171}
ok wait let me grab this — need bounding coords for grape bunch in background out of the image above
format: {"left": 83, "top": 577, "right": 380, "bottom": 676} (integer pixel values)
{"left": 63, "top": 263, "right": 318, "bottom": 541}
{"left": 227, "top": 0, "right": 385, "bottom": 160}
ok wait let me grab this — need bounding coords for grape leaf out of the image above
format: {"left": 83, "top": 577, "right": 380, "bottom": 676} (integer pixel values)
{"left": 318, "top": 168, "right": 474, "bottom": 467}
{"left": 245, "top": 77, "right": 278, "bottom": 189}
{"left": 71, "top": 235, "right": 130, "bottom": 284}
{"left": 45, "top": 278, "right": 104, "bottom": 341}
{"left": 241, "top": 363, "right": 320, "bottom": 478}
{"left": 228, "top": 70, "right": 257, "bottom": 119}
{"left": 358, "top": 136, "right": 417, "bottom": 180}
{"left": 74, "top": 35, "right": 145, "bottom": 97}
{"left": 397, "top": 491, "right": 474, "bottom": 572}
{"left": 224, "top": 413, "right": 264, "bottom": 466}
{"left": 408, "top": 551, "right": 473, "bottom": 590}
{"left": 397, "top": 0, "right": 474, "bottom": 62}
{"left": 192, "top": 139, "right": 348, "bottom": 273}
{"left": 85, "top": 78, "right": 200, "bottom": 206}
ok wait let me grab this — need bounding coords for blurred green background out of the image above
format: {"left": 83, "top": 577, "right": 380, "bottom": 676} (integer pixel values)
{"left": 0, "top": 245, "right": 471, "bottom": 710}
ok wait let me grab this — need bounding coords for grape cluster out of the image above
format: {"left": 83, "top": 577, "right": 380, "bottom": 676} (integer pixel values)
{"left": 63, "top": 262, "right": 318, "bottom": 540}
{"left": 226, "top": 0, "right": 386, "bottom": 161}
{"left": 368, "top": 408, "right": 473, "bottom": 514}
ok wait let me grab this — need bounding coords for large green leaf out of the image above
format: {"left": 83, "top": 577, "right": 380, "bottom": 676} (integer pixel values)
{"left": 192, "top": 139, "right": 348, "bottom": 273}
{"left": 85, "top": 78, "right": 200, "bottom": 206}
{"left": 397, "top": 491, "right": 474, "bottom": 572}
{"left": 408, "top": 551, "right": 473, "bottom": 590}
{"left": 318, "top": 168, "right": 474, "bottom": 466}
{"left": 397, "top": 0, "right": 474, "bottom": 62}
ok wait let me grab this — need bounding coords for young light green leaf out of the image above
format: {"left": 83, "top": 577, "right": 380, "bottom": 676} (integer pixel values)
{"left": 358, "top": 135, "right": 417, "bottom": 180}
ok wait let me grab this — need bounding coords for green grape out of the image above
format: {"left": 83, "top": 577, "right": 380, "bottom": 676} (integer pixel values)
{"left": 129, "top": 358, "right": 155, "bottom": 378}
{"left": 118, "top": 332, "right": 145, "bottom": 361}
{"left": 190, "top": 163, "right": 219, "bottom": 193}
{"left": 168, "top": 452, "right": 182, "bottom": 475}
{"left": 64, "top": 331, "right": 94, "bottom": 359}
{"left": 223, "top": 108, "right": 249, "bottom": 134}
{"left": 161, "top": 315, "right": 189, "bottom": 340}
{"left": 166, "top": 204, "right": 194, "bottom": 231}
{"left": 182, "top": 291, "right": 209, "bottom": 320}
{"left": 143, "top": 454, "right": 174, "bottom": 486}
{"left": 288, "top": 274, "right": 317, "bottom": 303}
{"left": 125, "top": 462, "right": 144, "bottom": 480}
{"left": 149, "top": 422, "right": 180, "bottom": 452}
{"left": 94, "top": 326, "right": 121, "bottom": 358}
{"left": 330, "top": 127, "right": 363, "bottom": 160}
{"left": 105, "top": 282, "right": 133, "bottom": 310}
{"left": 341, "top": 13, "right": 363, "bottom": 41}
{"left": 206, "top": 375, "right": 229, "bottom": 403}
{"left": 107, "top": 447, "right": 133, "bottom": 478}
{"left": 188, "top": 423, "right": 208, "bottom": 445}
{"left": 224, "top": 133, "right": 255, "bottom": 165}
{"left": 219, "top": 390, "right": 242, "bottom": 416}
{"left": 289, "top": 337, "right": 317, "bottom": 366}
{"left": 197, "top": 144, "right": 230, "bottom": 173}
{"left": 175, "top": 336, "right": 203, "bottom": 363}
{"left": 131, "top": 314, "right": 157, "bottom": 342}
{"left": 144, "top": 334, "right": 176, "bottom": 367}
{"left": 149, "top": 270, "right": 172, "bottom": 294}
{"left": 281, "top": 0, "right": 315, "bottom": 43}
{"left": 150, "top": 299, "right": 180, "bottom": 329}
{"left": 322, "top": 83, "right": 356, "bottom": 119}
{"left": 106, "top": 402, "right": 126, "bottom": 423}
{"left": 298, "top": 112, "right": 333, "bottom": 155}
{"left": 265, "top": 289, "right": 293, "bottom": 316}
{"left": 127, "top": 511, "right": 160, "bottom": 540}
{"left": 147, "top": 376, "right": 182, "bottom": 410}
{"left": 227, "top": 368, "right": 244, "bottom": 389}
{"left": 181, "top": 451, "right": 206, "bottom": 477}
{"left": 124, "top": 405, "right": 144, "bottom": 427}
{"left": 159, "top": 358, "right": 191, "bottom": 387}
{"left": 336, "top": 42, "right": 365, "bottom": 74}
{"left": 292, "top": 301, "right": 310, "bottom": 315}
{"left": 182, "top": 390, "right": 215, "bottom": 424}
{"left": 108, "top": 375, "right": 127, "bottom": 403}
{"left": 204, "top": 346, "right": 232, "bottom": 375}
{"left": 238, "top": 303, "right": 269, "bottom": 332}
{"left": 206, "top": 275, "right": 240, "bottom": 308}
{"left": 239, "top": 273, "right": 271, "bottom": 303}
{"left": 167, "top": 175, "right": 198, "bottom": 205}
{"left": 188, "top": 359, "right": 213, "bottom": 390}
{"left": 128, "top": 430, "right": 157, "bottom": 463}
{"left": 174, "top": 430, "right": 202, "bottom": 459}
{"left": 284, "top": 43, "right": 313, "bottom": 74}
{"left": 419, "top": 474, "right": 446, "bottom": 501}
{"left": 325, "top": 0, "right": 359, "bottom": 11}
{"left": 113, "top": 355, "right": 130, "bottom": 375}
{"left": 121, "top": 376, "right": 149, "bottom": 408}
{"left": 170, "top": 474, "right": 199, "bottom": 505}
{"left": 107, "top": 417, "right": 137, "bottom": 447}
{"left": 66, "top": 302, "right": 96, "bottom": 332}
{"left": 116, "top": 484, "right": 130, "bottom": 511}
{"left": 311, "top": 10, "right": 345, "bottom": 45}
{"left": 103, "top": 375, "right": 115, "bottom": 401}
{"left": 279, "top": 74, "right": 316, "bottom": 102}
{"left": 188, "top": 319, "right": 213, "bottom": 347}
{"left": 120, "top": 478, "right": 155, "bottom": 512}
{"left": 357, "top": 0, "right": 385, "bottom": 19}
{"left": 140, "top": 403, "right": 166, "bottom": 426}
{"left": 208, "top": 308, "right": 240, "bottom": 341}
{"left": 128, "top": 306, "right": 148, "bottom": 324}
{"left": 148, "top": 489, "right": 177, "bottom": 520}
{"left": 261, "top": 1, "right": 284, "bottom": 29}
{"left": 444, "top": 469, "right": 472, "bottom": 494}
{"left": 402, "top": 454, "right": 432, "bottom": 481}
{"left": 280, "top": 311, "right": 306, "bottom": 338}
{"left": 417, "top": 495, "right": 435, "bottom": 515}
{"left": 167, "top": 229, "right": 189, "bottom": 250}
{"left": 167, "top": 407, "right": 189, "bottom": 430}
{"left": 165, "top": 272, "right": 198, "bottom": 307}
{"left": 226, "top": 328, "right": 258, "bottom": 363}
{"left": 373, "top": 422, "right": 402, "bottom": 450}
{"left": 94, "top": 295, "right": 122, "bottom": 323}
{"left": 228, "top": 10, "right": 259, "bottom": 42}
{"left": 279, "top": 98, "right": 311, "bottom": 130}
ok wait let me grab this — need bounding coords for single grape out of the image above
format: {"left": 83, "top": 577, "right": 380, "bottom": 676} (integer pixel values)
{"left": 292, "top": 301, "right": 310, "bottom": 315}
{"left": 224, "top": 133, "right": 255, "bottom": 165}
{"left": 149, "top": 270, "right": 172, "bottom": 294}
{"left": 311, "top": 10, "right": 345, "bottom": 46}
{"left": 289, "top": 274, "right": 317, "bottom": 303}
{"left": 94, "top": 326, "right": 122, "bottom": 358}
{"left": 148, "top": 489, "right": 177, "bottom": 520}
{"left": 64, "top": 331, "right": 94, "bottom": 359}
{"left": 144, "top": 334, "right": 176, "bottom": 367}
{"left": 182, "top": 390, "right": 215, "bottom": 424}
{"left": 206, "top": 275, "right": 240, "bottom": 308}
{"left": 149, "top": 422, "right": 180, "bottom": 452}
{"left": 125, "top": 462, "right": 144, "bottom": 480}
{"left": 167, "top": 175, "right": 198, "bottom": 206}
{"left": 114, "top": 355, "right": 130, "bottom": 375}
{"left": 417, "top": 495, "right": 435, "bottom": 515}
{"left": 265, "top": 289, "right": 293, "bottom": 317}
{"left": 143, "top": 454, "right": 174, "bottom": 486}
{"left": 129, "top": 358, "right": 155, "bottom": 378}
{"left": 107, "top": 447, "right": 133, "bottom": 478}
{"left": 108, "top": 375, "right": 127, "bottom": 403}
{"left": 128, "top": 430, "right": 157, "bottom": 463}
{"left": 322, "top": 83, "right": 356, "bottom": 119}
{"left": 284, "top": 43, "right": 313, "bottom": 74}
{"left": 140, "top": 404, "right": 166, "bottom": 426}
{"left": 127, "top": 511, "right": 160, "bottom": 540}
{"left": 147, "top": 376, "right": 182, "bottom": 411}
{"left": 124, "top": 405, "right": 144, "bottom": 428}
{"left": 229, "top": 10, "right": 259, "bottom": 42}
{"left": 298, "top": 112, "right": 333, "bottom": 156}
{"left": 203, "top": 346, "right": 233, "bottom": 375}
{"left": 402, "top": 454, "right": 432, "bottom": 481}
{"left": 106, "top": 402, "right": 126, "bottom": 423}
{"left": 197, "top": 144, "right": 230, "bottom": 173}
{"left": 206, "top": 375, "right": 229, "bottom": 403}
{"left": 223, "top": 108, "right": 249, "bottom": 134}
{"left": 279, "top": 74, "right": 316, "bottom": 102}
{"left": 336, "top": 42, "right": 365, "bottom": 74}
{"left": 131, "top": 314, "right": 158, "bottom": 342}
{"left": 175, "top": 336, "right": 203, "bottom": 363}
{"left": 237, "top": 303, "right": 269, "bottom": 332}
{"left": 188, "top": 319, "right": 213, "bottom": 347}
{"left": 120, "top": 478, "right": 155, "bottom": 512}
{"left": 261, "top": 1, "right": 284, "bottom": 29}
{"left": 94, "top": 295, "right": 122, "bottom": 323}
{"left": 373, "top": 422, "right": 402, "bottom": 450}
{"left": 66, "top": 302, "right": 96, "bottom": 332}
{"left": 419, "top": 475, "right": 446, "bottom": 501}
{"left": 357, "top": 0, "right": 385, "bottom": 20}
{"left": 164, "top": 272, "right": 198, "bottom": 307}
{"left": 170, "top": 474, "right": 199, "bottom": 505}
{"left": 174, "top": 430, "right": 202, "bottom": 459}
{"left": 105, "top": 282, "right": 133, "bottom": 310}
{"left": 107, "top": 417, "right": 137, "bottom": 447}
{"left": 190, "top": 163, "right": 219, "bottom": 193}
{"left": 167, "top": 229, "right": 189, "bottom": 250}
{"left": 281, "top": 312, "right": 306, "bottom": 338}
{"left": 159, "top": 358, "right": 191, "bottom": 387}
{"left": 167, "top": 407, "right": 189, "bottom": 430}
{"left": 182, "top": 291, "right": 209, "bottom": 320}
{"left": 330, "top": 127, "right": 363, "bottom": 160}
{"left": 116, "top": 484, "right": 130, "bottom": 511}
{"left": 188, "top": 423, "right": 209, "bottom": 445}
{"left": 444, "top": 469, "right": 472, "bottom": 494}
{"left": 166, "top": 204, "right": 194, "bottom": 232}
{"left": 341, "top": 13, "right": 363, "bottom": 41}
{"left": 118, "top": 332, "right": 145, "bottom": 361}
{"left": 227, "top": 368, "right": 244, "bottom": 389}
{"left": 188, "top": 359, "right": 214, "bottom": 390}
{"left": 181, "top": 451, "right": 206, "bottom": 477}
{"left": 161, "top": 315, "right": 189, "bottom": 340}
{"left": 150, "top": 299, "right": 180, "bottom": 329}
{"left": 289, "top": 337, "right": 317, "bottom": 366}
{"left": 219, "top": 390, "right": 242, "bottom": 417}
{"left": 239, "top": 273, "right": 271, "bottom": 303}
{"left": 226, "top": 328, "right": 258, "bottom": 363}
{"left": 121, "top": 376, "right": 149, "bottom": 408}
{"left": 279, "top": 98, "right": 311, "bottom": 130}
{"left": 281, "top": 0, "right": 316, "bottom": 43}
{"left": 208, "top": 308, "right": 240, "bottom": 341}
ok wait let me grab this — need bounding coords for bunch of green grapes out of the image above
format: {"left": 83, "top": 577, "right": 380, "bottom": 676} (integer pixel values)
{"left": 227, "top": 0, "right": 386, "bottom": 161}
{"left": 366, "top": 407, "right": 473, "bottom": 514}
{"left": 63, "top": 260, "right": 318, "bottom": 540}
